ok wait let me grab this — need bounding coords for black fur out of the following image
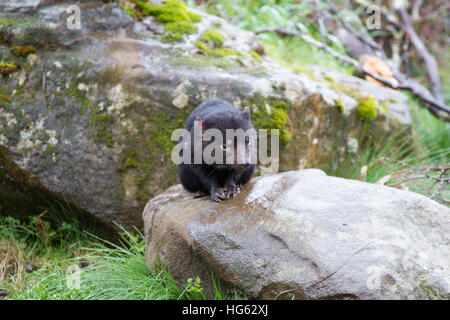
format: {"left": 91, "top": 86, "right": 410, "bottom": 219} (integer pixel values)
{"left": 178, "top": 99, "right": 255, "bottom": 202}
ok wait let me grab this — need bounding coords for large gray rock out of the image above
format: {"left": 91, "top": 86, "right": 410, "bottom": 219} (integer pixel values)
{"left": 143, "top": 169, "right": 449, "bottom": 299}
{"left": 0, "top": 0, "right": 411, "bottom": 229}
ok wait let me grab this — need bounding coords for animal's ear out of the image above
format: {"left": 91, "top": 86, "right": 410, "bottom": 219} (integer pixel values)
{"left": 195, "top": 117, "right": 205, "bottom": 131}
{"left": 242, "top": 106, "right": 250, "bottom": 120}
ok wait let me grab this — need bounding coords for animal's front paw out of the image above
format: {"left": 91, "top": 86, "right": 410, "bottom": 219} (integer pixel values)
{"left": 224, "top": 184, "right": 241, "bottom": 199}
{"left": 211, "top": 187, "right": 226, "bottom": 202}
{"left": 192, "top": 191, "right": 206, "bottom": 198}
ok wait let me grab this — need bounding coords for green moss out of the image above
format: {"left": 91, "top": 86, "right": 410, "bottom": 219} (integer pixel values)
{"left": 249, "top": 50, "right": 262, "bottom": 61}
{"left": 135, "top": 177, "right": 145, "bottom": 187}
{"left": 2, "top": 125, "right": 19, "bottom": 141}
{"left": 322, "top": 79, "right": 365, "bottom": 101}
{"left": 379, "top": 100, "right": 404, "bottom": 127}
{"left": 245, "top": 93, "right": 292, "bottom": 145}
{"left": 324, "top": 75, "right": 335, "bottom": 83}
{"left": 357, "top": 96, "right": 378, "bottom": 121}
{"left": 235, "top": 57, "right": 245, "bottom": 66}
{"left": 210, "top": 47, "right": 240, "bottom": 57}
{"left": 123, "top": 8, "right": 138, "bottom": 18}
{"left": 164, "top": 21, "right": 198, "bottom": 34}
{"left": 200, "top": 28, "right": 225, "bottom": 47}
{"left": 0, "top": 61, "right": 18, "bottom": 76}
{"left": 333, "top": 83, "right": 360, "bottom": 98}
{"left": 46, "top": 144, "right": 57, "bottom": 156}
{"left": 130, "top": 0, "right": 201, "bottom": 43}
{"left": 267, "top": 107, "right": 287, "bottom": 128}
{"left": 169, "top": 48, "right": 235, "bottom": 69}
{"left": 394, "top": 116, "right": 403, "bottom": 126}
{"left": 0, "top": 94, "right": 11, "bottom": 104}
{"left": 195, "top": 41, "right": 210, "bottom": 52}
{"left": 124, "top": 158, "right": 138, "bottom": 169}
{"left": 66, "top": 82, "right": 91, "bottom": 112}
{"left": 15, "top": 26, "right": 58, "bottom": 49}
{"left": 90, "top": 108, "right": 114, "bottom": 147}
{"left": 133, "top": 0, "right": 202, "bottom": 23}
{"left": 268, "top": 108, "right": 291, "bottom": 143}
{"left": 162, "top": 20, "right": 198, "bottom": 42}
{"left": 273, "top": 83, "right": 286, "bottom": 92}
{"left": 271, "top": 83, "right": 286, "bottom": 92}
{"left": 334, "top": 99, "right": 345, "bottom": 113}
{"left": 148, "top": 110, "right": 186, "bottom": 156}
{"left": 378, "top": 102, "right": 389, "bottom": 113}
{"left": 162, "top": 33, "right": 184, "bottom": 42}
{"left": 387, "top": 98, "right": 398, "bottom": 103}
{"left": 271, "top": 100, "right": 289, "bottom": 110}
{"left": 300, "top": 69, "right": 317, "bottom": 80}
{"left": 0, "top": 16, "right": 38, "bottom": 29}
{"left": 80, "top": 105, "right": 88, "bottom": 115}
{"left": 37, "top": 132, "right": 50, "bottom": 142}
{"left": 195, "top": 42, "right": 239, "bottom": 57}
{"left": 12, "top": 45, "right": 36, "bottom": 57}
{"left": 96, "top": 65, "right": 124, "bottom": 87}
{"left": 117, "top": 104, "right": 191, "bottom": 203}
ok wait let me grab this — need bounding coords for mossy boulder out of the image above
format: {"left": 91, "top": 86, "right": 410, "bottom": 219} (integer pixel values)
{"left": 0, "top": 0, "right": 411, "bottom": 230}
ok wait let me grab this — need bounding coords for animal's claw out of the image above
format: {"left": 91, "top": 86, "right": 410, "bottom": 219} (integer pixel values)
{"left": 211, "top": 188, "right": 226, "bottom": 202}
{"left": 233, "top": 186, "right": 241, "bottom": 198}
{"left": 224, "top": 185, "right": 240, "bottom": 199}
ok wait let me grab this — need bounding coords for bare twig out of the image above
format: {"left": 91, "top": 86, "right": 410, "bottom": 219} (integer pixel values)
{"left": 379, "top": 157, "right": 449, "bottom": 204}
{"left": 325, "top": 0, "right": 384, "bottom": 58}
{"left": 352, "top": 1, "right": 445, "bottom": 106}
{"left": 397, "top": 7, "right": 444, "bottom": 104}
{"left": 411, "top": 0, "right": 423, "bottom": 21}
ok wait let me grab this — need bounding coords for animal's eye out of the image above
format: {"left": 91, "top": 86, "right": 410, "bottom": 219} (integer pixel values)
{"left": 245, "top": 136, "right": 249, "bottom": 144}
{"left": 220, "top": 144, "right": 228, "bottom": 151}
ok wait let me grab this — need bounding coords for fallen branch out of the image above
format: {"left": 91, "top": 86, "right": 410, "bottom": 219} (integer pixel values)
{"left": 397, "top": 7, "right": 444, "bottom": 104}
{"left": 255, "top": 27, "right": 450, "bottom": 121}
{"left": 325, "top": 0, "right": 385, "bottom": 59}
{"left": 351, "top": 1, "right": 445, "bottom": 107}
{"left": 411, "top": 0, "right": 423, "bottom": 21}
{"left": 379, "top": 157, "right": 449, "bottom": 205}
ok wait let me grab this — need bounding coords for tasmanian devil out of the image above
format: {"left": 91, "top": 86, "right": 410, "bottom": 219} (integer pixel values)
{"left": 178, "top": 98, "right": 255, "bottom": 202}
